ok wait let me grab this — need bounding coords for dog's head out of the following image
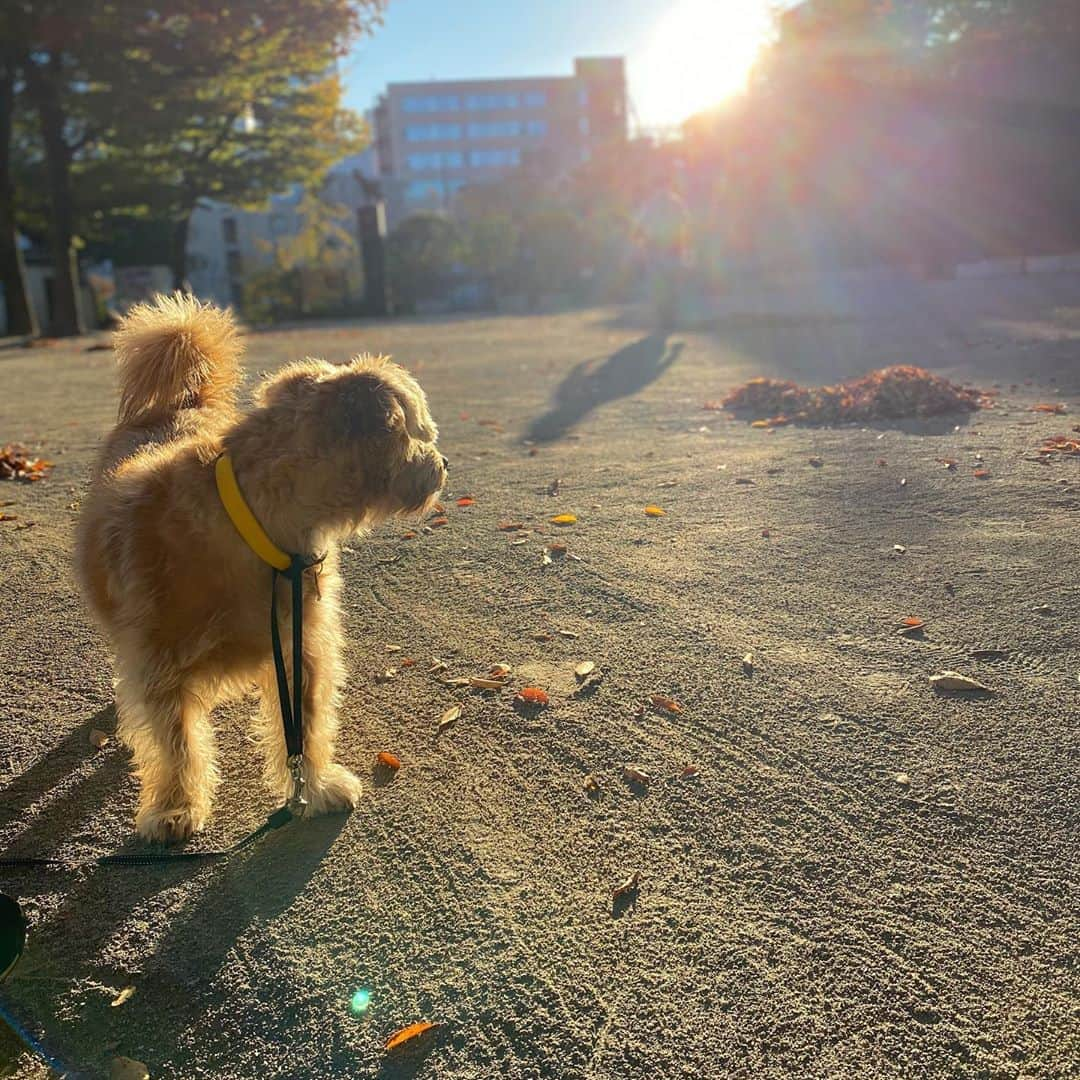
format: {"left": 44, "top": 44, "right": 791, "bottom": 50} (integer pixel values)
{"left": 255, "top": 354, "right": 446, "bottom": 532}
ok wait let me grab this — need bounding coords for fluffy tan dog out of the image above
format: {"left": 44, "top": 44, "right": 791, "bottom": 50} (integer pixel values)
{"left": 76, "top": 293, "right": 446, "bottom": 842}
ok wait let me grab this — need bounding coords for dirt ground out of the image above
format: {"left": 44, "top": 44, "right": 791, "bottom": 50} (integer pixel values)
{"left": 0, "top": 279, "right": 1078, "bottom": 1079}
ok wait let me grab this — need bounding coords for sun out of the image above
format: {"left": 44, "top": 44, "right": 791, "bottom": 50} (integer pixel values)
{"left": 636, "top": 0, "right": 775, "bottom": 128}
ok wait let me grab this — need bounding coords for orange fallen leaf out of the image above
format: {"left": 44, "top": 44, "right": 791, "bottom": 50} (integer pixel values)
{"left": 376, "top": 751, "right": 401, "bottom": 770}
{"left": 973, "top": 469, "right": 989, "bottom": 479}
{"left": 516, "top": 686, "right": 550, "bottom": 705}
{"left": 680, "top": 764, "right": 701, "bottom": 779}
{"left": 400, "top": 658, "right": 416, "bottom": 668}
{"left": 1030, "top": 403, "right": 1066, "bottom": 414}
{"left": 384, "top": 1021, "right": 441, "bottom": 1052}
{"left": 612, "top": 871, "right": 640, "bottom": 900}
{"left": 901, "top": 617, "right": 924, "bottom": 628}
{"left": 644, "top": 505, "right": 666, "bottom": 517}
{"left": 430, "top": 516, "right": 449, "bottom": 527}
{"left": 456, "top": 497, "right": 475, "bottom": 507}
{"left": 550, "top": 513, "right": 577, "bottom": 525}
{"left": 649, "top": 694, "right": 682, "bottom": 714}
{"left": 401, "top": 530, "right": 417, "bottom": 540}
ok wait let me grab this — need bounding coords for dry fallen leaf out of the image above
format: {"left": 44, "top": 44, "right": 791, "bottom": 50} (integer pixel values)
{"left": 374, "top": 669, "right": 397, "bottom": 684}
{"left": 376, "top": 751, "right": 401, "bottom": 770}
{"left": 438, "top": 705, "right": 462, "bottom": 732}
{"left": 498, "top": 520, "right": 525, "bottom": 531}
{"left": 557, "top": 629, "right": 579, "bottom": 639}
{"left": 1030, "top": 402, "right": 1066, "bottom": 414}
{"left": 532, "top": 630, "right": 554, "bottom": 641}
{"left": 649, "top": 694, "right": 683, "bottom": 714}
{"left": 401, "top": 530, "right": 418, "bottom": 540}
{"left": 489, "top": 663, "right": 511, "bottom": 678}
{"left": 469, "top": 676, "right": 507, "bottom": 690}
{"left": 550, "top": 513, "right": 577, "bottom": 525}
{"left": 110, "top": 986, "right": 136, "bottom": 1007}
{"left": 901, "top": 617, "right": 924, "bottom": 627}
{"left": 612, "top": 871, "right": 641, "bottom": 900}
{"left": 110, "top": 1058, "right": 149, "bottom": 1080}
{"left": 574, "top": 661, "right": 596, "bottom": 679}
{"left": 516, "top": 686, "right": 550, "bottom": 705}
{"left": 546, "top": 542, "right": 567, "bottom": 558}
{"left": 679, "top": 764, "right": 701, "bottom": 779}
{"left": 384, "top": 1021, "right": 442, "bottom": 1053}
{"left": 893, "top": 544, "right": 907, "bottom": 554}
{"left": 429, "top": 658, "right": 449, "bottom": 674}
{"left": 741, "top": 653, "right": 754, "bottom": 674}
{"left": 930, "top": 671, "right": 993, "bottom": 692}
{"left": 583, "top": 774, "right": 601, "bottom": 796}
{"left": 622, "top": 765, "right": 650, "bottom": 785}
{"left": 644, "top": 505, "right": 666, "bottom": 517}
{"left": 973, "top": 469, "right": 990, "bottom": 479}
{"left": 430, "top": 516, "right": 449, "bottom": 527}
{"left": 89, "top": 728, "right": 110, "bottom": 750}
{"left": 456, "top": 497, "right": 475, "bottom": 507}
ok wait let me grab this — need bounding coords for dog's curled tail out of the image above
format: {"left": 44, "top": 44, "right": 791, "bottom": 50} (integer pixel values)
{"left": 113, "top": 292, "right": 243, "bottom": 424}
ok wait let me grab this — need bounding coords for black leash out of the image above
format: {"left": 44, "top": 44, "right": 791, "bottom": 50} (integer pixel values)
{"left": 0, "top": 554, "right": 322, "bottom": 872}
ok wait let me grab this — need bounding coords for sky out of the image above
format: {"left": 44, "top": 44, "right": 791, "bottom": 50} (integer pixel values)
{"left": 343, "top": 0, "right": 781, "bottom": 132}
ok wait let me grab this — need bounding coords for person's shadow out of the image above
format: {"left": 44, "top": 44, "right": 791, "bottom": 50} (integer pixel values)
{"left": 525, "top": 333, "right": 684, "bottom": 444}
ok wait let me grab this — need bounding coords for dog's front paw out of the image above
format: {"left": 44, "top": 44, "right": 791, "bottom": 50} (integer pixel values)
{"left": 305, "top": 763, "right": 363, "bottom": 815}
{"left": 136, "top": 802, "right": 208, "bottom": 844}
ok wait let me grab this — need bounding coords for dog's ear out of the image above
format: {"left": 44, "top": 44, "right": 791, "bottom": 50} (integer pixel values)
{"left": 331, "top": 371, "right": 407, "bottom": 440}
{"left": 255, "top": 359, "right": 331, "bottom": 408}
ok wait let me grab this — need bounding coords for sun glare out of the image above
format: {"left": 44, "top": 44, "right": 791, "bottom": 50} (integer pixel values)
{"left": 638, "top": 0, "right": 774, "bottom": 128}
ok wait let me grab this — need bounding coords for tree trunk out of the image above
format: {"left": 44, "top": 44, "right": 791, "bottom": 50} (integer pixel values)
{"left": 0, "top": 63, "right": 38, "bottom": 337}
{"left": 170, "top": 210, "right": 192, "bottom": 292}
{"left": 25, "top": 56, "right": 83, "bottom": 337}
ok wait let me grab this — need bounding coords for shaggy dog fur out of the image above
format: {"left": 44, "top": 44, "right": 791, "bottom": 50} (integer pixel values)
{"left": 76, "top": 293, "right": 446, "bottom": 842}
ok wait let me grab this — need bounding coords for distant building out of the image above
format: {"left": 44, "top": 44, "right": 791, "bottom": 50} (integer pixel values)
{"left": 372, "top": 57, "right": 627, "bottom": 227}
{"left": 186, "top": 149, "right": 378, "bottom": 309}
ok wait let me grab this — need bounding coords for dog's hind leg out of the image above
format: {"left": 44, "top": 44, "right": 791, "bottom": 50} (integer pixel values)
{"left": 115, "top": 662, "right": 219, "bottom": 843}
{"left": 255, "top": 601, "right": 361, "bottom": 816}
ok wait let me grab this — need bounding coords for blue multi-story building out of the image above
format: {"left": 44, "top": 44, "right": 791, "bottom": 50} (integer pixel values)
{"left": 372, "top": 57, "right": 627, "bottom": 227}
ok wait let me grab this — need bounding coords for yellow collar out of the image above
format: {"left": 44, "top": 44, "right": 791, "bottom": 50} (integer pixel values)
{"left": 214, "top": 452, "right": 292, "bottom": 572}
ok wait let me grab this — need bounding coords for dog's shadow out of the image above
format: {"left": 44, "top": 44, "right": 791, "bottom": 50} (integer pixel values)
{"left": 0, "top": 703, "right": 347, "bottom": 1070}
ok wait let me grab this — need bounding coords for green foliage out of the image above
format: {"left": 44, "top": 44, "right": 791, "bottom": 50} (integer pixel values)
{"left": 386, "top": 213, "right": 464, "bottom": 310}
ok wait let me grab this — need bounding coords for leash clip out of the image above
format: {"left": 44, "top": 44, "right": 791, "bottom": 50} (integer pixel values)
{"left": 287, "top": 753, "right": 308, "bottom": 817}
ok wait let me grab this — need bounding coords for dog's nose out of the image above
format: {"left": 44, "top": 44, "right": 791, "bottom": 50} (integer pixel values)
{"left": 441, "top": 455, "right": 449, "bottom": 471}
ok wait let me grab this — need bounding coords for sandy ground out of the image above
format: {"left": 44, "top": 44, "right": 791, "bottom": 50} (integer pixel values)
{"left": 0, "top": 278, "right": 1078, "bottom": 1079}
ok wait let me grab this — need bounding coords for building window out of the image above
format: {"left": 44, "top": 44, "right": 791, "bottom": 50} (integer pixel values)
{"left": 405, "top": 123, "right": 462, "bottom": 142}
{"left": 525, "top": 119, "right": 548, "bottom": 137}
{"left": 222, "top": 217, "right": 238, "bottom": 245}
{"left": 465, "top": 92, "right": 519, "bottom": 110}
{"left": 226, "top": 250, "right": 243, "bottom": 276}
{"left": 466, "top": 120, "right": 521, "bottom": 139}
{"left": 578, "top": 87, "right": 589, "bottom": 107}
{"left": 402, "top": 94, "right": 460, "bottom": 113}
{"left": 469, "top": 148, "right": 521, "bottom": 168}
{"left": 522, "top": 90, "right": 547, "bottom": 108}
{"left": 406, "top": 151, "right": 464, "bottom": 171}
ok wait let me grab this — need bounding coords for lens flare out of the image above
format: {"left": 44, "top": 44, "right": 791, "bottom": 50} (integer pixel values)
{"left": 350, "top": 988, "right": 372, "bottom": 1015}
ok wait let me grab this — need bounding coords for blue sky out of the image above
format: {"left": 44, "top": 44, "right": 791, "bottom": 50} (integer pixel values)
{"left": 342, "top": 0, "right": 782, "bottom": 131}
